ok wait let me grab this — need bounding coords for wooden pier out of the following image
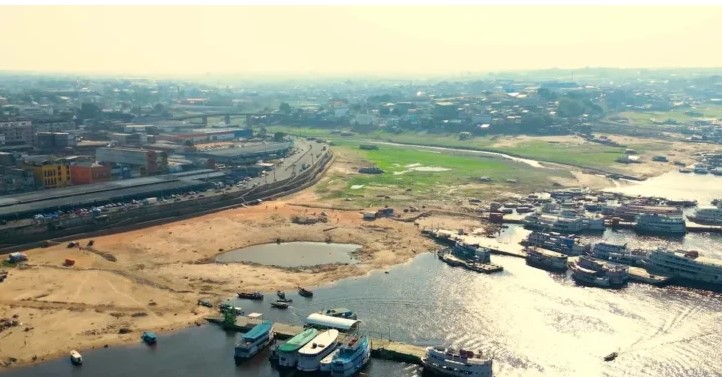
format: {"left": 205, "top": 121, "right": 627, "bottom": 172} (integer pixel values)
{"left": 205, "top": 316, "right": 426, "bottom": 365}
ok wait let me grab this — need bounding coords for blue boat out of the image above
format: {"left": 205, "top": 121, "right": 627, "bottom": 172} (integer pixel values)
{"left": 141, "top": 331, "right": 157, "bottom": 345}
{"left": 234, "top": 320, "right": 274, "bottom": 361}
{"left": 330, "top": 335, "right": 370, "bottom": 377}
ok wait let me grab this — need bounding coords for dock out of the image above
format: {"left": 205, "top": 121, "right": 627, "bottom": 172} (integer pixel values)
{"left": 627, "top": 266, "right": 671, "bottom": 286}
{"left": 205, "top": 316, "right": 426, "bottom": 365}
{"left": 438, "top": 251, "right": 504, "bottom": 274}
{"left": 425, "top": 229, "right": 526, "bottom": 258}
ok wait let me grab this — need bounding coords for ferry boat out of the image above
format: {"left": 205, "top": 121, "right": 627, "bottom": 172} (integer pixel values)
{"left": 523, "top": 213, "right": 604, "bottom": 233}
{"left": 453, "top": 241, "right": 491, "bottom": 263}
{"left": 421, "top": 346, "right": 493, "bottom": 377}
{"left": 322, "top": 308, "right": 358, "bottom": 320}
{"left": 277, "top": 328, "right": 319, "bottom": 368}
{"left": 234, "top": 320, "right": 274, "bottom": 361}
{"left": 569, "top": 261, "right": 612, "bottom": 288}
{"left": 610, "top": 204, "right": 683, "bottom": 222}
{"left": 525, "top": 247, "right": 568, "bottom": 272}
{"left": 69, "top": 350, "right": 83, "bottom": 365}
{"left": 320, "top": 349, "right": 340, "bottom": 372}
{"left": 577, "top": 256, "right": 629, "bottom": 287}
{"left": 647, "top": 249, "right": 722, "bottom": 287}
{"left": 688, "top": 205, "right": 722, "bottom": 225}
{"left": 634, "top": 213, "right": 686, "bottom": 235}
{"left": 297, "top": 329, "right": 340, "bottom": 372}
{"left": 524, "top": 231, "right": 587, "bottom": 256}
{"left": 591, "top": 242, "right": 647, "bottom": 266}
{"left": 330, "top": 335, "right": 371, "bottom": 377}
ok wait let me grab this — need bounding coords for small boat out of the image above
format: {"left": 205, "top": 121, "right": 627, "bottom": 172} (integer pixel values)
{"left": 277, "top": 291, "right": 286, "bottom": 299}
{"left": 322, "top": 308, "right": 357, "bottom": 320}
{"left": 141, "top": 331, "right": 157, "bottom": 345}
{"left": 320, "top": 349, "right": 340, "bottom": 372}
{"left": 237, "top": 292, "right": 263, "bottom": 300}
{"left": 277, "top": 298, "right": 293, "bottom": 303}
{"left": 604, "top": 352, "right": 618, "bottom": 362}
{"left": 298, "top": 287, "right": 313, "bottom": 297}
{"left": 271, "top": 301, "right": 289, "bottom": 309}
{"left": 69, "top": 350, "right": 83, "bottom": 365}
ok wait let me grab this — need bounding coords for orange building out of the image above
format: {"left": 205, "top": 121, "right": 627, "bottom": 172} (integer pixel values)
{"left": 70, "top": 161, "right": 111, "bottom": 185}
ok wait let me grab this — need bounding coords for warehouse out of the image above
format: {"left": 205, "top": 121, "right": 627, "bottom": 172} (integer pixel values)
{"left": 191, "top": 141, "right": 293, "bottom": 165}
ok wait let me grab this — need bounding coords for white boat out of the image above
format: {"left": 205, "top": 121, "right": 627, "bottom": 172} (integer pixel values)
{"left": 277, "top": 328, "right": 318, "bottom": 368}
{"left": 525, "top": 247, "right": 568, "bottom": 271}
{"left": 234, "top": 320, "right": 274, "bottom": 360}
{"left": 648, "top": 249, "right": 722, "bottom": 287}
{"left": 330, "top": 335, "right": 371, "bottom": 377}
{"left": 569, "top": 261, "right": 612, "bottom": 288}
{"left": 524, "top": 231, "right": 588, "bottom": 255}
{"left": 688, "top": 205, "right": 722, "bottom": 225}
{"left": 297, "top": 329, "right": 340, "bottom": 372}
{"left": 69, "top": 350, "right": 83, "bottom": 365}
{"left": 634, "top": 213, "right": 686, "bottom": 235}
{"left": 422, "top": 346, "right": 492, "bottom": 377}
{"left": 320, "top": 349, "right": 340, "bottom": 372}
{"left": 591, "top": 242, "right": 647, "bottom": 266}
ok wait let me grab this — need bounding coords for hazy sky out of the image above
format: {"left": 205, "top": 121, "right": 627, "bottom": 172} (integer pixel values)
{"left": 2, "top": 6, "right": 722, "bottom": 76}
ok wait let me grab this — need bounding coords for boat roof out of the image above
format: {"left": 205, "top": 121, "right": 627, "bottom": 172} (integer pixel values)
{"left": 278, "top": 328, "right": 319, "bottom": 352}
{"left": 298, "top": 329, "right": 340, "bottom": 355}
{"left": 305, "top": 313, "right": 360, "bottom": 331}
{"left": 326, "top": 308, "right": 353, "bottom": 314}
{"left": 532, "top": 247, "right": 566, "bottom": 258}
{"left": 243, "top": 320, "right": 273, "bottom": 341}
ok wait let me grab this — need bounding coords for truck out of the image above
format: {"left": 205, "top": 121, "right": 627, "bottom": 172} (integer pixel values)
{"left": 142, "top": 197, "right": 158, "bottom": 205}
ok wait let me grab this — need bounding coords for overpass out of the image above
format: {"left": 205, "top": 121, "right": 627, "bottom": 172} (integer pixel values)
{"left": 170, "top": 111, "right": 283, "bottom": 126}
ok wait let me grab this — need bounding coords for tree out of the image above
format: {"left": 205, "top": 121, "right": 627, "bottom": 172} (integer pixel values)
{"left": 557, "top": 97, "right": 585, "bottom": 118}
{"left": 222, "top": 309, "right": 237, "bottom": 328}
{"left": 273, "top": 132, "right": 286, "bottom": 142}
{"left": 77, "top": 102, "right": 102, "bottom": 122}
{"left": 279, "top": 102, "right": 292, "bottom": 114}
{"left": 537, "top": 88, "right": 557, "bottom": 101}
{"left": 379, "top": 107, "right": 391, "bottom": 116}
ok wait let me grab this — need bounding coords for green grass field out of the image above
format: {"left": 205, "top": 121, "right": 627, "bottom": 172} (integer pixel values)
{"left": 318, "top": 143, "right": 565, "bottom": 205}
{"left": 616, "top": 105, "right": 722, "bottom": 126}
{"left": 492, "top": 141, "right": 624, "bottom": 169}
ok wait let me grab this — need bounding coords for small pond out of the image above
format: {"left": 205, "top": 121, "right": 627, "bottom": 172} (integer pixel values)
{"left": 215, "top": 241, "right": 361, "bottom": 267}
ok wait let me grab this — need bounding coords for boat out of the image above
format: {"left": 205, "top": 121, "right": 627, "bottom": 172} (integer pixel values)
{"left": 525, "top": 247, "right": 568, "bottom": 271}
{"left": 665, "top": 199, "right": 697, "bottom": 208}
{"left": 237, "top": 292, "right": 264, "bottom": 300}
{"left": 277, "top": 298, "right": 293, "bottom": 303}
{"left": 604, "top": 352, "right": 619, "bottom": 362}
{"left": 678, "top": 167, "right": 692, "bottom": 173}
{"left": 452, "top": 241, "right": 490, "bottom": 263}
{"left": 577, "top": 256, "right": 629, "bottom": 287}
{"left": 634, "top": 213, "right": 686, "bottom": 235}
{"left": 591, "top": 242, "right": 648, "bottom": 266}
{"left": 297, "top": 329, "right": 340, "bottom": 372}
{"left": 69, "top": 350, "right": 83, "bottom": 365}
{"left": 234, "top": 320, "right": 274, "bottom": 361}
{"left": 271, "top": 301, "right": 289, "bottom": 309}
{"left": 694, "top": 166, "right": 709, "bottom": 174}
{"left": 298, "top": 287, "right": 314, "bottom": 297}
{"left": 568, "top": 259, "right": 619, "bottom": 288}
{"left": 688, "top": 205, "right": 722, "bottom": 225}
{"left": 330, "top": 335, "right": 371, "bottom": 377}
{"left": 610, "top": 204, "right": 682, "bottom": 222}
{"left": 277, "top": 291, "right": 286, "bottom": 299}
{"left": 277, "top": 328, "right": 319, "bottom": 368}
{"left": 320, "top": 349, "right": 340, "bottom": 372}
{"left": 421, "top": 346, "right": 493, "bottom": 377}
{"left": 322, "top": 308, "right": 358, "bottom": 320}
{"left": 524, "top": 231, "right": 588, "bottom": 255}
{"left": 141, "top": 331, "right": 157, "bottom": 345}
{"left": 647, "top": 249, "right": 722, "bottom": 287}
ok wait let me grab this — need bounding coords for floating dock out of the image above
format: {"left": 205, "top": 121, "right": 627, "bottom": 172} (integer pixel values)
{"left": 206, "top": 316, "right": 426, "bottom": 365}
{"left": 425, "top": 229, "right": 526, "bottom": 258}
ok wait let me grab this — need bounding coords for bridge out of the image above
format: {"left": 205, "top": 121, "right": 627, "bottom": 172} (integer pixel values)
{"left": 170, "top": 111, "right": 283, "bottom": 126}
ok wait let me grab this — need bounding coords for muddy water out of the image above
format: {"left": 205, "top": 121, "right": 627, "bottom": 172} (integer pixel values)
{"left": 215, "top": 242, "right": 360, "bottom": 267}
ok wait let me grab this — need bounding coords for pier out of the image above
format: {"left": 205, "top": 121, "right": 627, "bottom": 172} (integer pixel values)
{"left": 424, "top": 229, "right": 526, "bottom": 258}
{"left": 205, "top": 316, "right": 426, "bottom": 365}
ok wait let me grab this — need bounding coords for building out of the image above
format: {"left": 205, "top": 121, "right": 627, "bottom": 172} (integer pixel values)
{"left": 0, "top": 120, "right": 33, "bottom": 144}
{"left": 96, "top": 147, "right": 168, "bottom": 175}
{"left": 0, "top": 167, "right": 35, "bottom": 194}
{"left": 109, "top": 133, "right": 144, "bottom": 146}
{"left": 25, "top": 156, "right": 72, "bottom": 189}
{"left": 70, "top": 161, "right": 112, "bottom": 185}
{"left": 34, "top": 132, "right": 77, "bottom": 150}
{"left": 32, "top": 117, "right": 75, "bottom": 133}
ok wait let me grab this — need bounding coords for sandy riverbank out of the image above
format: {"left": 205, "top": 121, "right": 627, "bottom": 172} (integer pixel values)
{"left": 0, "top": 189, "right": 437, "bottom": 369}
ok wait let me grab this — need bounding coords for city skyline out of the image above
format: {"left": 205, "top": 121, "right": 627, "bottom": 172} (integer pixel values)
{"left": 2, "top": 6, "right": 722, "bottom": 76}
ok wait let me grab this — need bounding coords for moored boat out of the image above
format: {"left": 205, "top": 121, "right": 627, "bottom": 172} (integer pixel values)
{"left": 277, "top": 291, "right": 286, "bottom": 299}
{"left": 271, "top": 301, "right": 289, "bottom": 309}
{"left": 297, "top": 329, "right": 340, "bottom": 372}
{"left": 234, "top": 320, "right": 274, "bottom": 361}
{"left": 569, "top": 261, "right": 611, "bottom": 288}
{"left": 322, "top": 308, "right": 358, "bottom": 320}
{"left": 688, "top": 205, "right": 722, "bottom": 225}
{"left": 525, "top": 246, "right": 568, "bottom": 272}
{"left": 330, "top": 335, "right": 371, "bottom": 377}
{"left": 320, "top": 349, "right": 340, "bottom": 372}
{"left": 634, "top": 213, "right": 686, "bottom": 236}
{"left": 69, "top": 350, "right": 83, "bottom": 365}
{"left": 141, "top": 331, "right": 157, "bottom": 345}
{"left": 237, "top": 292, "right": 264, "bottom": 300}
{"left": 298, "top": 287, "right": 314, "bottom": 297}
{"left": 421, "top": 346, "right": 492, "bottom": 377}
{"left": 647, "top": 249, "right": 722, "bottom": 288}
{"left": 277, "top": 328, "right": 319, "bottom": 368}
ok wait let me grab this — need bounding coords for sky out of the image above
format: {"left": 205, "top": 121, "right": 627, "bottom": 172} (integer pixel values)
{"left": 1, "top": 6, "right": 722, "bottom": 76}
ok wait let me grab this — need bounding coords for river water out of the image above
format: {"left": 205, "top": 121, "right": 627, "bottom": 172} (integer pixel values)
{"left": 605, "top": 171, "right": 722, "bottom": 204}
{"left": 4, "top": 248, "right": 721, "bottom": 377}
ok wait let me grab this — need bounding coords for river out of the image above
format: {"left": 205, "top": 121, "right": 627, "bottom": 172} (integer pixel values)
{"left": 4, "top": 248, "right": 721, "bottom": 377}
